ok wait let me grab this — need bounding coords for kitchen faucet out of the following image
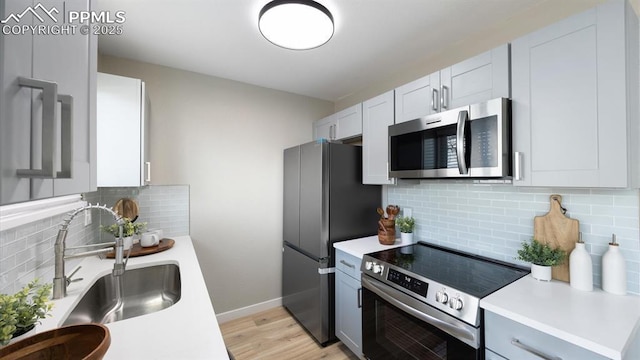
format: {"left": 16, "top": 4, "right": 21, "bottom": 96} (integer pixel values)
{"left": 53, "top": 203, "right": 129, "bottom": 299}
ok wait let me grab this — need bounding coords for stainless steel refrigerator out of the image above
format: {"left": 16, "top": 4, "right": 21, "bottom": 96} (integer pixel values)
{"left": 282, "top": 140, "right": 381, "bottom": 345}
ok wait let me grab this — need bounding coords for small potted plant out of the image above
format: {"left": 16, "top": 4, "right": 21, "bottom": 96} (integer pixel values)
{"left": 396, "top": 216, "right": 415, "bottom": 245}
{"left": 100, "top": 218, "right": 147, "bottom": 250}
{"left": 0, "top": 279, "right": 54, "bottom": 346}
{"left": 517, "top": 239, "right": 566, "bottom": 281}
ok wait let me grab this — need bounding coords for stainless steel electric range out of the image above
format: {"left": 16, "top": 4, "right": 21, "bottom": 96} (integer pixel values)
{"left": 361, "top": 242, "right": 528, "bottom": 360}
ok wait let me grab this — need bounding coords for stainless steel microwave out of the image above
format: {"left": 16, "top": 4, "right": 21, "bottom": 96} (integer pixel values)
{"left": 389, "top": 97, "right": 511, "bottom": 179}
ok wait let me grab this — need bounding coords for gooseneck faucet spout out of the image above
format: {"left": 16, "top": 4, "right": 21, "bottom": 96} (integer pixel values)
{"left": 53, "top": 203, "right": 127, "bottom": 300}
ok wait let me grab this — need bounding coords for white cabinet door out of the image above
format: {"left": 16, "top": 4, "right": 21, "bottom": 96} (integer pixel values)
{"left": 512, "top": 0, "right": 637, "bottom": 188}
{"left": 394, "top": 72, "right": 440, "bottom": 124}
{"left": 335, "top": 103, "right": 362, "bottom": 140}
{"left": 97, "top": 73, "right": 149, "bottom": 187}
{"left": 313, "top": 114, "right": 337, "bottom": 141}
{"left": 441, "top": 44, "right": 510, "bottom": 109}
{"left": 363, "top": 90, "right": 395, "bottom": 185}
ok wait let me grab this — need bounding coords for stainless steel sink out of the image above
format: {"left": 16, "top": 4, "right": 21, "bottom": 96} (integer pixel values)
{"left": 62, "top": 264, "right": 181, "bottom": 326}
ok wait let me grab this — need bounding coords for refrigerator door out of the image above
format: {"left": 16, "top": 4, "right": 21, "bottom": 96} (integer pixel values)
{"left": 299, "top": 141, "right": 329, "bottom": 259}
{"left": 283, "top": 146, "right": 301, "bottom": 247}
{"left": 282, "top": 243, "right": 334, "bottom": 345}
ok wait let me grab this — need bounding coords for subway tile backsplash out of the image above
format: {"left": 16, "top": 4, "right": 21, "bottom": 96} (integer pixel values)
{"left": 0, "top": 185, "right": 189, "bottom": 294}
{"left": 388, "top": 181, "right": 640, "bottom": 295}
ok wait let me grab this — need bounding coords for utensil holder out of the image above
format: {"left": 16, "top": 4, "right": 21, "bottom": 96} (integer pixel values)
{"left": 378, "top": 219, "right": 396, "bottom": 245}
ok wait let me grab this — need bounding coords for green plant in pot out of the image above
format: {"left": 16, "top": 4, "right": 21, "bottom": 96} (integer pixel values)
{"left": 0, "top": 279, "right": 54, "bottom": 345}
{"left": 100, "top": 218, "right": 147, "bottom": 238}
{"left": 396, "top": 216, "right": 415, "bottom": 245}
{"left": 517, "top": 239, "right": 566, "bottom": 281}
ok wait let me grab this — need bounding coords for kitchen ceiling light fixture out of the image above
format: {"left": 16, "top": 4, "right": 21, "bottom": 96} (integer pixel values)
{"left": 259, "top": 0, "right": 334, "bottom": 50}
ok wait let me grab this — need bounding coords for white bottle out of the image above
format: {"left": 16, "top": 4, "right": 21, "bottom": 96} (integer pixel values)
{"left": 602, "top": 234, "right": 627, "bottom": 295}
{"left": 569, "top": 234, "right": 593, "bottom": 291}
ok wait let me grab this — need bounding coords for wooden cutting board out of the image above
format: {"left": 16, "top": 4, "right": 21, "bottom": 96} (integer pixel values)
{"left": 534, "top": 195, "right": 579, "bottom": 282}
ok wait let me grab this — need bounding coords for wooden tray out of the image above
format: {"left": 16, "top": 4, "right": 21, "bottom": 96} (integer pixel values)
{"left": 105, "top": 238, "right": 175, "bottom": 259}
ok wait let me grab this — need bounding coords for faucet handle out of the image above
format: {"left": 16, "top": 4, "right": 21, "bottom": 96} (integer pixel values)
{"left": 66, "top": 266, "right": 83, "bottom": 286}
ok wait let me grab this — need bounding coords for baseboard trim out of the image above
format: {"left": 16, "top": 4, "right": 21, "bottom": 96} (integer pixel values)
{"left": 216, "top": 297, "right": 282, "bottom": 324}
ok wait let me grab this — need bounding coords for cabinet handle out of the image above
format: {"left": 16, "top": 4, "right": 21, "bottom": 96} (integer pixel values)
{"left": 145, "top": 161, "right": 151, "bottom": 182}
{"left": 511, "top": 339, "right": 562, "bottom": 360}
{"left": 441, "top": 85, "right": 449, "bottom": 109}
{"left": 431, "top": 88, "right": 438, "bottom": 111}
{"left": 340, "top": 259, "right": 355, "bottom": 269}
{"left": 56, "top": 94, "right": 73, "bottom": 179}
{"left": 17, "top": 77, "right": 58, "bottom": 178}
{"left": 514, "top": 152, "right": 523, "bottom": 181}
{"left": 357, "top": 288, "right": 362, "bottom": 308}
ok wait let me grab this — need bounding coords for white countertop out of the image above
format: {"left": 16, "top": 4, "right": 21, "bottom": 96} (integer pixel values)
{"left": 481, "top": 276, "right": 640, "bottom": 360}
{"left": 38, "top": 235, "right": 229, "bottom": 360}
{"left": 334, "top": 235, "right": 407, "bottom": 259}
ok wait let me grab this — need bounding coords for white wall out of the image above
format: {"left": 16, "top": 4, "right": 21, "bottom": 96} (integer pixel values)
{"left": 99, "top": 55, "right": 334, "bottom": 313}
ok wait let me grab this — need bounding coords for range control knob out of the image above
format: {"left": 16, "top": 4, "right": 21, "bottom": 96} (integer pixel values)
{"left": 435, "top": 290, "right": 449, "bottom": 304}
{"left": 365, "top": 261, "right": 373, "bottom": 271}
{"left": 372, "top": 264, "right": 384, "bottom": 274}
{"left": 448, "top": 296, "right": 464, "bottom": 311}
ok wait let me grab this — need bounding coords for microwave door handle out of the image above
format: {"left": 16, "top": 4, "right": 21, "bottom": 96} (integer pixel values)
{"left": 456, "top": 110, "right": 468, "bottom": 175}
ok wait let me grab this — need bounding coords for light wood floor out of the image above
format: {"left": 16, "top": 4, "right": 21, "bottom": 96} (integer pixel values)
{"left": 220, "top": 306, "right": 360, "bottom": 360}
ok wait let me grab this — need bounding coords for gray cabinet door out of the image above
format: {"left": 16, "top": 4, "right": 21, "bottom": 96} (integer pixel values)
{"left": 441, "top": 44, "right": 510, "bottom": 109}
{"left": 395, "top": 72, "right": 440, "bottom": 123}
{"left": 512, "top": 0, "right": 637, "bottom": 187}
{"left": 0, "top": 0, "right": 96, "bottom": 204}
{"left": 0, "top": 0, "right": 33, "bottom": 204}
{"left": 313, "top": 114, "right": 337, "bottom": 141}
{"left": 362, "top": 90, "right": 395, "bottom": 185}
{"left": 335, "top": 268, "right": 362, "bottom": 357}
{"left": 335, "top": 104, "right": 362, "bottom": 140}
{"left": 40, "top": 0, "right": 96, "bottom": 197}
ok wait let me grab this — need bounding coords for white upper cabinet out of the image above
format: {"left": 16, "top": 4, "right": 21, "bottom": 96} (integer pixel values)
{"left": 97, "top": 73, "right": 150, "bottom": 187}
{"left": 441, "top": 44, "right": 510, "bottom": 109}
{"left": 313, "top": 104, "right": 363, "bottom": 142}
{"left": 394, "top": 72, "right": 440, "bottom": 123}
{"left": 312, "top": 114, "right": 337, "bottom": 141}
{"left": 363, "top": 90, "right": 395, "bottom": 185}
{"left": 512, "top": 0, "right": 638, "bottom": 188}
{"left": 0, "top": 0, "right": 97, "bottom": 205}
{"left": 395, "top": 44, "right": 510, "bottom": 124}
{"left": 334, "top": 103, "right": 363, "bottom": 140}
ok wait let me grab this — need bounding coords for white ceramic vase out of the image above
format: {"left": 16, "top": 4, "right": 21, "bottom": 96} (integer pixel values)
{"left": 569, "top": 242, "right": 593, "bottom": 291}
{"left": 530, "top": 264, "right": 552, "bottom": 281}
{"left": 400, "top": 232, "right": 413, "bottom": 245}
{"left": 602, "top": 242, "right": 626, "bottom": 295}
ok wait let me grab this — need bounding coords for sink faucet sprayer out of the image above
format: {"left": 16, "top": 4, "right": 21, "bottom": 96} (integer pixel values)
{"left": 53, "top": 203, "right": 129, "bottom": 299}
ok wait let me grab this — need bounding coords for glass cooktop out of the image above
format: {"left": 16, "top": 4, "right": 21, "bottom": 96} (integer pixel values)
{"left": 367, "top": 242, "right": 529, "bottom": 298}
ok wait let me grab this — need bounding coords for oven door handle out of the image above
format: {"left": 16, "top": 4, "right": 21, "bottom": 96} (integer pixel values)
{"left": 362, "top": 276, "right": 478, "bottom": 347}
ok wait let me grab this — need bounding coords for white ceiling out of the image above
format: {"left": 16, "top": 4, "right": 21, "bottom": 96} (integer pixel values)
{"left": 95, "top": 0, "right": 556, "bottom": 102}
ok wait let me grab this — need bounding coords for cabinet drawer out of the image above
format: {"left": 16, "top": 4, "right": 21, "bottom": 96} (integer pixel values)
{"left": 485, "top": 311, "right": 607, "bottom": 360}
{"left": 336, "top": 250, "right": 361, "bottom": 279}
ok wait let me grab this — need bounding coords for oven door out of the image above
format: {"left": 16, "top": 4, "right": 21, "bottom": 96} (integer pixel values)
{"left": 361, "top": 276, "right": 481, "bottom": 360}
